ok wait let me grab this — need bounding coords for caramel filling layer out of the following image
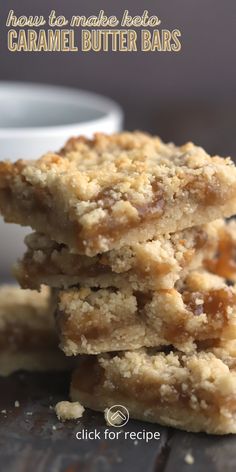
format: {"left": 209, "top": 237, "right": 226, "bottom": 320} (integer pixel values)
{"left": 205, "top": 229, "right": 236, "bottom": 280}
{"left": 76, "top": 190, "right": 165, "bottom": 252}
{"left": 61, "top": 288, "right": 236, "bottom": 347}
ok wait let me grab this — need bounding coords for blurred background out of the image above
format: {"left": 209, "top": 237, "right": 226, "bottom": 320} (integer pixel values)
{"left": 1, "top": 0, "right": 236, "bottom": 156}
{"left": 1, "top": 0, "right": 236, "bottom": 281}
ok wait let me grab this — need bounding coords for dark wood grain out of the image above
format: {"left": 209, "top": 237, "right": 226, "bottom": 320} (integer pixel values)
{"left": 0, "top": 371, "right": 236, "bottom": 472}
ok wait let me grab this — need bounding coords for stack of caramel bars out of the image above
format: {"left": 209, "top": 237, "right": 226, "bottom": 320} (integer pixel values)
{"left": 1, "top": 131, "right": 236, "bottom": 433}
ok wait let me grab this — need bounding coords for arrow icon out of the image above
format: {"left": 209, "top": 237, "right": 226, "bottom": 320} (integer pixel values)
{"left": 106, "top": 404, "right": 129, "bottom": 427}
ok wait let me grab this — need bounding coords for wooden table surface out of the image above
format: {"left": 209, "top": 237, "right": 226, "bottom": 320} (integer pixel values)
{"left": 0, "top": 370, "right": 236, "bottom": 472}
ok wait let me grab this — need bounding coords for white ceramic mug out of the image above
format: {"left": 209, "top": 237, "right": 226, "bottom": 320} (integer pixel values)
{"left": 0, "top": 82, "right": 123, "bottom": 280}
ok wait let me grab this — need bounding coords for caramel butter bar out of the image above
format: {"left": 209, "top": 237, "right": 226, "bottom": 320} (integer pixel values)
{"left": 0, "top": 285, "right": 69, "bottom": 375}
{"left": 70, "top": 346, "right": 236, "bottom": 434}
{"left": 1, "top": 132, "right": 236, "bottom": 256}
{"left": 56, "top": 271, "right": 236, "bottom": 355}
{"left": 15, "top": 221, "right": 221, "bottom": 291}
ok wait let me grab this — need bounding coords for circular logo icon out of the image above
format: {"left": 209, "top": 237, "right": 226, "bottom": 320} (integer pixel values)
{"left": 106, "top": 404, "right": 129, "bottom": 427}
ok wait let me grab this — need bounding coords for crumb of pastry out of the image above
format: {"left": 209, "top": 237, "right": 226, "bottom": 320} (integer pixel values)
{"left": 55, "top": 401, "right": 85, "bottom": 421}
{"left": 184, "top": 452, "right": 195, "bottom": 464}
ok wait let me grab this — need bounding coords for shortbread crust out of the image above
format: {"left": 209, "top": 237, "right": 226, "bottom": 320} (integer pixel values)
{"left": 70, "top": 347, "right": 236, "bottom": 434}
{"left": 57, "top": 271, "right": 236, "bottom": 355}
{"left": 0, "top": 285, "right": 69, "bottom": 375}
{"left": 15, "top": 221, "right": 221, "bottom": 291}
{"left": 1, "top": 132, "right": 236, "bottom": 255}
